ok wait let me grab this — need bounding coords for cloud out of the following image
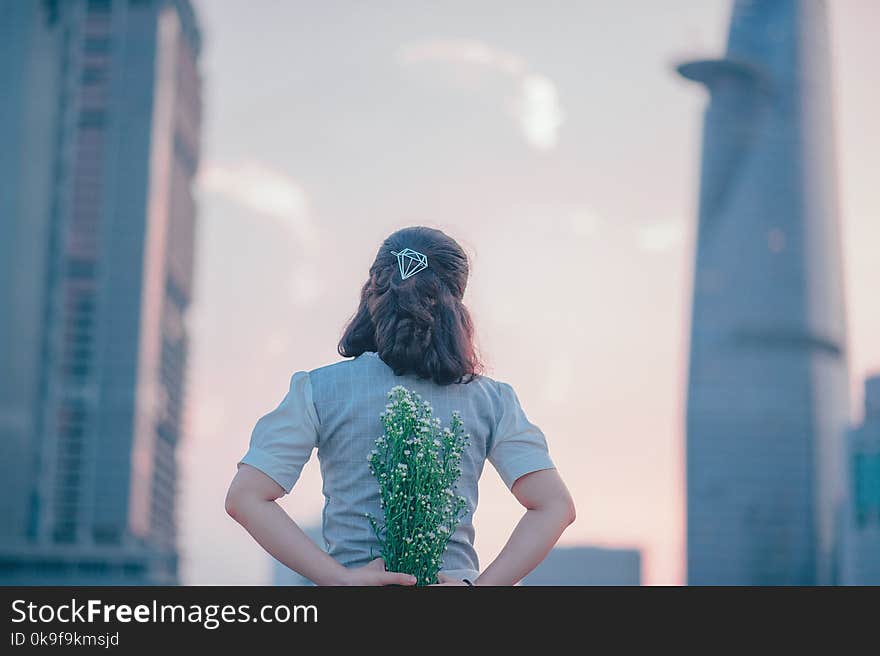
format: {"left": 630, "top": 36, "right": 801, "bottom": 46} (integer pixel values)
{"left": 634, "top": 220, "right": 685, "bottom": 253}
{"left": 400, "top": 40, "right": 527, "bottom": 77}
{"left": 568, "top": 208, "right": 602, "bottom": 239}
{"left": 512, "top": 74, "right": 565, "bottom": 150}
{"left": 198, "top": 160, "right": 324, "bottom": 305}
{"left": 398, "top": 39, "right": 565, "bottom": 151}
{"left": 198, "top": 160, "right": 318, "bottom": 250}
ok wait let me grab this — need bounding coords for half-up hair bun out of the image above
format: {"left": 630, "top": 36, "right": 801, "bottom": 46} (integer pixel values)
{"left": 338, "top": 226, "right": 482, "bottom": 385}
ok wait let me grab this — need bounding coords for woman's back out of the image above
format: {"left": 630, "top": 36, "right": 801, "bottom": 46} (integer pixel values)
{"left": 240, "top": 351, "right": 554, "bottom": 581}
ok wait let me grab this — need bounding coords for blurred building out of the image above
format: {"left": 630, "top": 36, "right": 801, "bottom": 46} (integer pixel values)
{"left": 0, "top": 0, "right": 201, "bottom": 584}
{"left": 679, "top": 0, "right": 849, "bottom": 584}
{"left": 522, "top": 546, "right": 641, "bottom": 586}
{"left": 839, "top": 376, "right": 880, "bottom": 584}
{"left": 271, "top": 524, "right": 324, "bottom": 586}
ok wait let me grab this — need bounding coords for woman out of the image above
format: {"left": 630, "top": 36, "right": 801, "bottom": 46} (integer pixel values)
{"left": 225, "top": 226, "right": 575, "bottom": 585}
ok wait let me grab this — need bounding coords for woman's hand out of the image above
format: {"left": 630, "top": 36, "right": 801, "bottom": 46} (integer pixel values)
{"left": 429, "top": 573, "right": 470, "bottom": 586}
{"left": 343, "top": 558, "right": 418, "bottom": 586}
{"left": 227, "top": 465, "right": 416, "bottom": 586}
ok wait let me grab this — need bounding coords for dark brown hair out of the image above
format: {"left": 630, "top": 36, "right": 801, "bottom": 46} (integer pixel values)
{"left": 338, "top": 226, "right": 482, "bottom": 385}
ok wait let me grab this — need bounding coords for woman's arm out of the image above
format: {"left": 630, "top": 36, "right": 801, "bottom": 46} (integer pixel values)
{"left": 473, "top": 468, "right": 576, "bottom": 586}
{"left": 225, "top": 464, "right": 417, "bottom": 586}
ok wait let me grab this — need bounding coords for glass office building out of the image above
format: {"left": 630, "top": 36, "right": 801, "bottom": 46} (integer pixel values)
{"left": 0, "top": 0, "right": 201, "bottom": 584}
{"left": 521, "top": 546, "right": 641, "bottom": 586}
{"left": 840, "top": 377, "right": 880, "bottom": 584}
{"left": 679, "top": 0, "right": 849, "bottom": 584}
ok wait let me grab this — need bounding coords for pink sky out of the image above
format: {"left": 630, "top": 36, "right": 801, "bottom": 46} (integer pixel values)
{"left": 178, "top": 1, "right": 880, "bottom": 585}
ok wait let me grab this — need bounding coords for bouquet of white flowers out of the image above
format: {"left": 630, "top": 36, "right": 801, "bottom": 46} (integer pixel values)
{"left": 367, "top": 386, "right": 469, "bottom": 585}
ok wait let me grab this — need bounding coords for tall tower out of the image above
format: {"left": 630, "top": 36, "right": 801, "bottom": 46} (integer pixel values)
{"left": 840, "top": 376, "right": 880, "bottom": 584}
{"left": 679, "top": 0, "right": 849, "bottom": 584}
{"left": 0, "top": 0, "right": 201, "bottom": 584}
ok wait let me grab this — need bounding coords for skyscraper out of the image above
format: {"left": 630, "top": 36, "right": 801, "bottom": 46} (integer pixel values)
{"left": 679, "top": 0, "right": 849, "bottom": 584}
{"left": 0, "top": 0, "right": 201, "bottom": 584}
{"left": 840, "top": 376, "right": 880, "bottom": 584}
{"left": 521, "top": 546, "right": 641, "bottom": 586}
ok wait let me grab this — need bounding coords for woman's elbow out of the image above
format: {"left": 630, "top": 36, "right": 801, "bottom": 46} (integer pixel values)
{"left": 549, "top": 487, "right": 576, "bottom": 527}
{"left": 226, "top": 466, "right": 284, "bottom": 522}
{"left": 224, "top": 486, "right": 242, "bottom": 521}
{"left": 562, "top": 495, "right": 576, "bottom": 527}
{"left": 538, "top": 494, "right": 576, "bottom": 528}
{"left": 550, "top": 492, "right": 576, "bottom": 528}
{"left": 225, "top": 481, "right": 254, "bottom": 523}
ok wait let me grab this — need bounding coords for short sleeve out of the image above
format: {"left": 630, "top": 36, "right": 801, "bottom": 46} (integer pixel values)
{"left": 488, "top": 381, "right": 556, "bottom": 489}
{"left": 238, "top": 371, "right": 319, "bottom": 494}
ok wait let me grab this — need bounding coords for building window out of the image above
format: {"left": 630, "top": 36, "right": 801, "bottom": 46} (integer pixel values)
{"left": 66, "top": 259, "right": 96, "bottom": 278}
{"left": 84, "top": 37, "right": 112, "bottom": 54}
{"left": 123, "top": 562, "right": 146, "bottom": 577}
{"left": 93, "top": 526, "right": 121, "bottom": 545}
{"left": 81, "top": 66, "right": 107, "bottom": 85}
{"left": 78, "top": 110, "right": 106, "bottom": 129}
{"left": 87, "top": 0, "right": 112, "bottom": 14}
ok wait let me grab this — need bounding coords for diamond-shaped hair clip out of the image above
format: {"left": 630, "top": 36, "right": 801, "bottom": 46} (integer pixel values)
{"left": 390, "top": 248, "right": 429, "bottom": 280}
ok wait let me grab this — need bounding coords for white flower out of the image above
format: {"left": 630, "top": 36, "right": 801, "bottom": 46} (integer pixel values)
{"left": 368, "top": 386, "right": 470, "bottom": 577}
